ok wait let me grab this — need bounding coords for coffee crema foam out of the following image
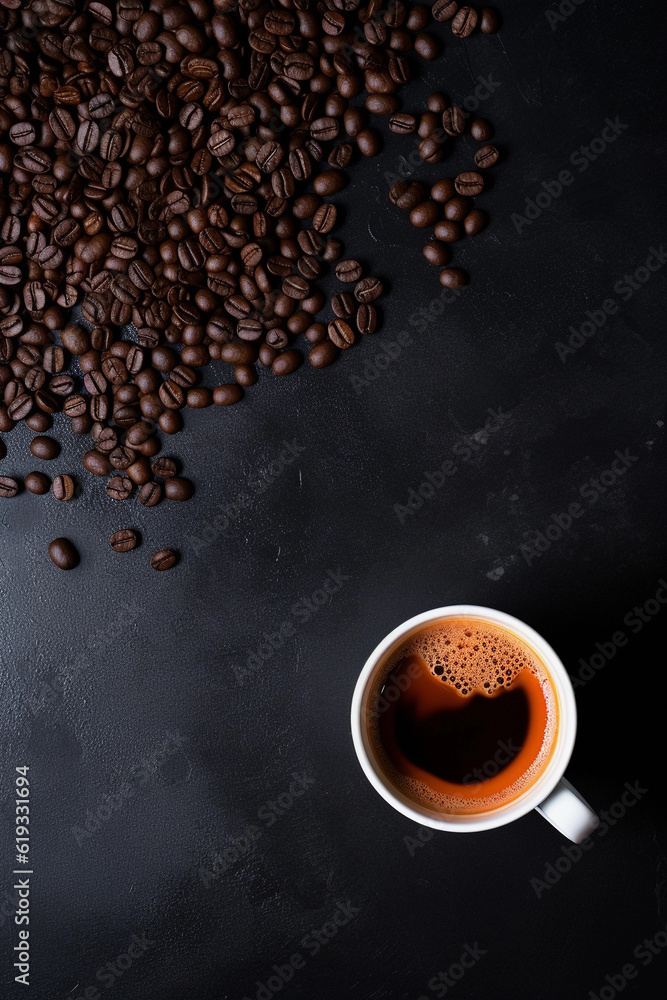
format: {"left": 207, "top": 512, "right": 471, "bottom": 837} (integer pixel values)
{"left": 368, "top": 619, "right": 559, "bottom": 815}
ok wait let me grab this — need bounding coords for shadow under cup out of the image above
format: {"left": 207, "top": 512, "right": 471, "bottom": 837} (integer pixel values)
{"left": 363, "top": 615, "right": 562, "bottom": 820}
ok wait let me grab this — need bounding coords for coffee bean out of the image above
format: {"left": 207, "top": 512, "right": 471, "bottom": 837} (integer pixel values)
{"left": 126, "top": 458, "right": 151, "bottom": 485}
{"left": 139, "top": 481, "right": 162, "bottom": 507}
{"left": 439, "top": 268, "right": 469, "bottom": 288}
{"left": 24, "top": 471, "right": 50, "bottom": 495}
{"left": 431, "top": 179, "right": 456, "bottom": 203}
{"left": 443, "top": 196, "right": 470, "bottom": 221}
{"left": 356, "top": 304, "right": 378, "bottom": 335}
{"left": 332, "top": 293, "right": 355, "bottom": 319}
{"left": 48, "top": 538, "right": 79, "bottom": 570}
{"left": 0, "top": 476, "right": 19, "bottom": 498}
{"left": 464, "top": 209, "right": 488, "bottom": 236}
{"left": 52, "top": 474, "right": 75, "bottom": 501}
{"left": 423, "top": 242, "right": 450, "bottom": 266}
{"left": 30, "top": 436, "right": 60, "bottom": 460}
{"left": 108, "top": 526, "right": 138, "bottom": 555}
{"left": 396, "top": 182, "right": 426, "bottom": 210}
{"left": 271, "top": 350, "right": 302, "bottom": 376}
{"left": 151, "top": 549, "right": 176, "bottom": 571}
{"left": 432, "top": 1, "right": 459, "bottom": 21}
{"left": 354, "top": 277, "right": 383, "bottom": 303}
{"left": 308, "top": 341, "right": 338, "bottom": 368}
{"left": 419, "top": 136, "right": 444, "bottom": 164}
{"left": 389, "top": 113, "right": 417, "bottom": 135}
{"left": 442, "top": 107, "right": 466, "bottom": 136}
{"left": 328, "top": 320, "right": 355, "bottom": 350}
{"left": 336, "top": 260, "right": 364, "bottom": 283}
{"left": 470, "top": 118, "right": 494, "bottom": 142}
{"left": 152, "top": 458, "right": 177, "bottom": 479}
{"left": 213, "top": 384, "right": 243, "bottom": 406}
{"left": 480, "top": 7, "right": 501, "bottom": 33}
{"left": 474, "top": 144, "right": 500, "bottom": 169}
{"left": 163, "top": 477, "right": 194, "bottom": 501}
{"left": 434, "top": 220, "right": 463, "bottom": 242}
{"left": 455, "top": 171, "right": 485, "bottom": 196}
{"left": 107, "top": 475, "right": 133, "bottom": 500}
{"left": 452, "top": 7, "right": 478, "bottom": 36}
{"left": 410, "top": 201, "right": 440, "bottom": 228}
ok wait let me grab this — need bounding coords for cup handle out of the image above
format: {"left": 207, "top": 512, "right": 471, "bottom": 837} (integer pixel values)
{"left": 535, "top": 777, "right": 599, "bottom": 843}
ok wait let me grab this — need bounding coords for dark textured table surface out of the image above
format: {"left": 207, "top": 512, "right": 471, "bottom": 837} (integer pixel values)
{"left": 1, "top": 3, "right": 666, "bottom": 999}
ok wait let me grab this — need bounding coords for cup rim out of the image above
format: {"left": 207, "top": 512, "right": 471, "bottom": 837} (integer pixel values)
{"left": 350, "top": 605, "right": 577, "bottom": 832}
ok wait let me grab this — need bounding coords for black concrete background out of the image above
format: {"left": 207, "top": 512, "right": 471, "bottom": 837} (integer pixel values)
{"left": 1, "top": 2, "right": 666, "bottom": 999}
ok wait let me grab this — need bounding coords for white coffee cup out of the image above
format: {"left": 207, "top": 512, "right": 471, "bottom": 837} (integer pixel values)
{"left": 351, "top": 605, "right": 599, "bottom": 842}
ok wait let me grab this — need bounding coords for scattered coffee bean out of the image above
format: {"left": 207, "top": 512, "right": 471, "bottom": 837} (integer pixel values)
{"left": 474, "top": 144, "right": 500, "bottom": 168}
{"left": 389, "top": 113, "right": 417, "bottom": 134}
{"left": 48, "top": 538, "right": 79, "bottom": 571}
{"left": 423, "top": 242, "right": 450, "bottom": 266}
{"left": 431, "top": 179, "right": 456, "bottom": 203}
{"left": 464, "top": 209, "right": 489, "bottom": 236}
{"left": 139, "top": 482, "right": 162, "bottom": 507}
{"left": 434, "top": 220, "right": 463, "bottom": 242}
{"left": 107, "top": 476, "right": 133, "bottom": 501}
{"left": 30, "top": 436, "right": 59, "bottom": 460}
{"left": 52, "top": 475, "right": 75, "bottom": 501}
{"left": 0, "top": 476, "right": 19, "bottom": 498}
{"left": 152, "top": 458, "right": 177, "bottom": 480}
{"left": 328, "top": 320, "right": 355, "bottom": 350}
{"left": 452, "top": 7, "right": 478, "bottom": 37}
{"left": 24, "top": 472, "right": 50, "bottom": 495}
{"left": 455, "top": 172, "right": 485, "bottom": 196}
{"left": 164, "top": 478, "right": 194, "bottom": 502}
{"left": 151, "top": 549, "right": 177, "bottom": 572}
{"left": 480, "top": 7, "right": 501, "bottom": 33}
{"left": 444, "top": 196, "right": 471, "bottom": 221}
{"left": 109, "top": 530, "right": 138, "bottom": 553}
{"left": 471, "top": 118, "right": 494, "bottom": 142}
{"left": 439, "top": 268, "right": 470, "bottom": 288}
{"left": 308, "top": 342, "right": 339, "bottom": 368}
{"left": 213, "top": 385, "right": 244, "bottom": 406}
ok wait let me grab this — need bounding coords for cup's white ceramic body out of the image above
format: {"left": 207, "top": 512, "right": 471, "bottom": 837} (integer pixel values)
{"left": 351, "top": 605, "right": 598, "bottom": 842}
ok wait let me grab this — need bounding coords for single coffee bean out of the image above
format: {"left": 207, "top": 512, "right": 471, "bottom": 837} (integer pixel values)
{"left": 82, "top": 451, "right": 110, "bottom": 477}
{"left": 110, "top": 529, "right": 138, "bottom": 553}
{"left": 328, "top": 319, "right": 355, "bottom": 350}
{"left": 48, "top": 538, "right": 79, "bottom": 570}
{"left": 479, "top": 7, "right": 501, "bottom": 33}
{"left": 418, "top": 112, "right": 440, "bottom": 139}
{"left": 443, "top": 196, "right": 470, "bottom": 221}
{"left": 409, "top": 201, "right": 440, "bottom": 228}
{"left": 163, "top": 477, "right": 194, "bottom": 501}
{"left": 0, "top": 476, "right": 19, "bottom": 498}
{"left": 354, "top": 277, "right": 383, "bottom": 303}
{"left": 356, "top": 304, "right": 378, "bottom": 335}
{"left": 24, "top": 471, "right": 51, "bottom": 495}
{"left": 152, "top": 458, "right": 177, "bottom": 479}
{"left": 139, "top": 481, "right": 162, "bottom": 507}
{"left": 52, "top": 475, "right": 75, "bottom": 501}
{"left": 423, "top": 242, "right": 450, "bottom": 266}
{"left": 439, "top": 268, "right": 469, "bottom": 288}
{"left": 419, "top": 137, "right": 444, "bottom": 164}
{"left": 335, "top": 260, "right": 364, "bottom": 283}
{"left": 470, "top": 118, "right": 494, "bottom": 142}
{"left": 308, "top": 342, "right": 339, "bottom": 368}
{"left": 107, "top": 476, "right": 133, "bottom": 500}
{"left": 213, "top": 384, "right": 243, "bottom": 406}
{"left": 389, "top": 113, "right": 417, "bottom": 134}
{"left": 464, "top": 209, "right": 488, "bottom": 236}
{"left": 432, "top": 0, "right": 459, "bottom": 21}
{"left": 431, "top": 178, "right": 456, "bottom": 203}
{"left": 451, "top": 7, "right": 478, "bottom": 36}
{"left": 30, "top": 436, "right": 60, "bottom": 460}
{"left": 474, "top": 144, "right": 500, "bottom": 168}
{"left": 331, "top": 293, "right": 355, "bottom": 319}
{"left": 151, "top": 549, "right": 176, "bottom": 571}
{"left": 455, "top": 171, "right": 485, "bottom": 196}
{"left": 442, "top": 107, "right": 466, "bottom": 136}
{"left": 126, "top": 457, "right": 151, "bottom": 485}
{"left": 389, "top": 180, "right": 410, "bottom": 205}
{"left": 271, "top": 350, "right": 302, "bottom": 376}
{"left": 434, "top": 220, "right": 463, "bottom": 242}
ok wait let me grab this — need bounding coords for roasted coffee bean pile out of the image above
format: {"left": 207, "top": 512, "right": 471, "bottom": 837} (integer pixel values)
{"left": 0, "top": 1, "right": 502, "bottom": 570}
{"left": 388, "top": 84, "right": 501, "bottom": 287}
